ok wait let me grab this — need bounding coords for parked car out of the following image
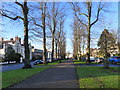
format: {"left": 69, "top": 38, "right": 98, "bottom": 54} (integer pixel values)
{"left": 95, "top": 57, "right": 104, "bottom": 63}
{"left": 33, "top": 59, "right": 44, "bottom": 65}
{"left": 46, "top": 59, "right": 52, "bottom": 63}
{"left": 53, "top": 58, "right": 58, "bottom": 61}
{"left": 109, "top": 56, "right": 120, "bottom": 64}
{"left": 90, "top": 57, "right": 95, "bottom": 62}
{"left": 81, "top": 57, "right": 86, "bottom": 60}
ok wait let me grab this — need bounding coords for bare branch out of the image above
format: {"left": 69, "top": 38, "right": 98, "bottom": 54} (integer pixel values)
{"left": 30, "top": 16, "right": 43, "bottom": 28}
{"left": 70, "top": 2, "right": 87, "bottom": 27}
{"left": 74, "top": 13, "right": 87, "bottom": 27}
{"left": 91, "top": 2, "right": 103, "bottom": 26}
{"left": 15, "top": 1, "right": 23, "bottom": 9}
{"left": 1, "top": 11, "right": 23, "bottom": 20}
{"left": 79, "top": 13, "right": 88, "bottom": 17}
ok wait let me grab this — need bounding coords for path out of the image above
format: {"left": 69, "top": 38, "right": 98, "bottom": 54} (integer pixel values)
{"left": 9, "top": 60, "right": 79, "bottom": 88}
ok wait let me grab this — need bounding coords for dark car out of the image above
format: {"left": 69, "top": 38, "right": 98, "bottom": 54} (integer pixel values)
{"left": 95, "top": 57, "right": 104, "bottom": 63}
{"left": 109, "top": 56, "right": 120, "bottom": 64}
{"left": 33, "top": 60, "right": 44, "bottom": 65}
{"left": 90, "top": 57, "right": 95, "bottom": 62}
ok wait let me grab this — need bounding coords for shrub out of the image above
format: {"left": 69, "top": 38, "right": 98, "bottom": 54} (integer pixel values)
{"left": 14, "top": 53, "right": 22, "bottom": 63}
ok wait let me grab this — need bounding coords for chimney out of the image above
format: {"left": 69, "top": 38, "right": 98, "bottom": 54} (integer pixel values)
{"left": 15, "top": 36, "right": 19, "bottom": 41}
{"left": 19, "top": 38, "right": 21, "bottom": 44}
{"left": 0, "top": 38, "right": 4, "bottom": 41}
{"left": 10, "top": 38, "right": 13, "bottom": 41}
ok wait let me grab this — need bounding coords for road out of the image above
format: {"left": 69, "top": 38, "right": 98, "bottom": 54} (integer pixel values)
{"left": 0, "top": 62, "right": 34, "bottom": 72}
{"left": 1, "top": 62, "right": 120, "bottom": 72}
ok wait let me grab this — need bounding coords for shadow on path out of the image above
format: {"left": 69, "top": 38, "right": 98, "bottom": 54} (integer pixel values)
{"left": 9, "top": 60, "right": 79, "bottom": 88}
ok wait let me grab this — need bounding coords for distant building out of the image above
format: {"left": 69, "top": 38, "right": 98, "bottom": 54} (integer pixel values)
{"left": 0, "top": 36, "right": 32, "bottom": 61}
{"left": 32, "top": 49, "right": 43, "bottom": 59}
{"left": 66, "top": 53, "right": 73, "bottom": 58}
{"left": 90, "top": 44, "right": 119, "bottom": 58}
{"left": 32, "top": 48, "right": 52, "bottom": 60}
{"left": 108, "top": 44, "right": 119, "bottom": 56}
{"left": 47, "top": 51, "right": 52, "bottom": 59}
{"left": 90, "top": 48, "right": 99, "bottom": 57}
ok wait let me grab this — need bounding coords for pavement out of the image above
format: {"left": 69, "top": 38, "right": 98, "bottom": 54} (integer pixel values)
{"left": 9, "top": 60, "right": 79, "bottom": 88}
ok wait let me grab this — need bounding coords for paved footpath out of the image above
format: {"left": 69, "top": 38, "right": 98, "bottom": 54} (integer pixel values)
{"left": 9, "top": 60, "right": 79, "bottom": 88}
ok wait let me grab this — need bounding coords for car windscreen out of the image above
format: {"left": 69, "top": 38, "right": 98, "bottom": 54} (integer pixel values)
{"left": 115, "top": 57, "right": 120, "bottom": 59}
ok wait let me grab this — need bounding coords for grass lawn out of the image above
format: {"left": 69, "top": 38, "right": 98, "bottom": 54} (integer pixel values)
{"left": 35, "top": 59, "right": 66, "bottom": 66}
{"left": 2, "top": 66, "right": 50, "bottom": 88}
{"left": 76, "top": 66, "right": 119, "bottom": 88}
{"left": 74, "top": 60, "right": 98, "bottom": 65}
{"left": 0, "top": 60, "right": 4, "bottom": 62}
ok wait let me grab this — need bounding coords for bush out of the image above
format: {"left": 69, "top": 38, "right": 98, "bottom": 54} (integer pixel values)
{"left": 14, "top": 53, "right": 22, "bottom": 63}
{"left": 4, "top": 46, "right": 15, "bottom": 63}
{"left": 4, "top": 46, "right": 22, "bottom": 63}
{"left": 32, "top": 57, "right": 37, "bottom": 61}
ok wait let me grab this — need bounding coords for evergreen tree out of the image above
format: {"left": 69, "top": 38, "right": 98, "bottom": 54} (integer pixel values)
{"left": 98, "top": 29, "right": 116, "bottom": 68}
{"left": 5, "top": 45, "right": 15, "bottom": 63}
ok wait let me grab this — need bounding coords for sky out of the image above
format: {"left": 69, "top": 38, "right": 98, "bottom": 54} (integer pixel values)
{"left": 1, "top": 1, "right": 118, "bottom": 53}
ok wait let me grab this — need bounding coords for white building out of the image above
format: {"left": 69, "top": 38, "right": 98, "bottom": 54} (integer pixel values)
{"left": 0, "top": 37, "right": 32, "bottom": 61}
{"left": 66, "top": 53, "right": 73, "bottom": 58}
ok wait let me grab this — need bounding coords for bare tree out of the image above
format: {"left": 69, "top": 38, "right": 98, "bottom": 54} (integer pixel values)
{"left": 70, "top": 1, "right": 105, "bottom": 63}
{"left": 59, "top": 30, "right": 66, "bottom": 59}
{"left": 57, "top": 16, "right": 66, "bottom": 61}
{"left": 1, "top": 0, "right": 32, "bottom": 68}
{"left": 71, "top": 17, "right": 83, "bottom": 60}
{"left": 30, "top": 2, "right": 47, "bottom": 64}
{"left": 47, "top": 2, "right": 65, "bottom": 61}
{"left": 54, "top": 10, "right": 65, "bottom": 59}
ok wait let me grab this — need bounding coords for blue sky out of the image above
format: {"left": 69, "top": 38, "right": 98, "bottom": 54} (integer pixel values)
{"left": 1, "top": 2, "right": 118, "bottom": 53}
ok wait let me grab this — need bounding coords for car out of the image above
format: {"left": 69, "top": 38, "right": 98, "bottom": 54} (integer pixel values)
{"left": 53, "top": 58, "right": 58, "bottom": 61}
{"left": 81, "top": 57, "right": 86, "bottom": 60}
{"left": 95, "top": 57, "right": 104, "bottom": 63}
{"left": 109, "top": 56, "right": 120, "bottom": 64}
{"left": 46, "top": 59, "right": 52, "bottom": 63}
{"left": 90, "top": 57, "right": 95, "bottom": 62}
{"left": 33, "top": 59, "right": 44, "bottom": 65}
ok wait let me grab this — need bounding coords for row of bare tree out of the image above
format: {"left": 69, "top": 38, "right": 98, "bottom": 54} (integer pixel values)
{"left": 70, "top": 2, "right": 108, "bottom": 63}
{"left": 71, "top": 2, "right": 120, "bottom": 64}
{"left": 0, "top": 1, "right": 66, "bottom": 68}
{"left": 71, "top": 17, "right": 87, "bottom": 60}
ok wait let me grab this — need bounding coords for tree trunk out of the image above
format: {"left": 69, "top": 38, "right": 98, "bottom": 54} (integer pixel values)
{"left": 22, "top": 2, "right": 31, "bottom": 69}
{"left": 42, "top": 3, "right": 47, "bottom": 64}
{"left": 103, "top": 35, "right": 109, "bottom": 68}
{"left": 51, "top": 35, "right": 54, "bottom": 62}
{"left": 86, "top": 26, "right": 91, "bottom": 63}
{"left": 43, "top": 28, "right": 47, "bottom": 64}
{"left": 86, "top": 2, "right": 91, "bottom": 63}
{"left": 118, "top": 42, "right": 120, "bottom": 54}
{"left": 82, "top": 40, "right": 85, "bottom": 55}
{"left": 55, "top": 41, "right": 58, "bottom": 59}
{"left": 58, "top": 41, "right": 60, "bottom": 59}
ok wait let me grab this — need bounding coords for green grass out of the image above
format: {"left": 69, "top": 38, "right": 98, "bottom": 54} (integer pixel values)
{"left": 0, "top": 60, "right": 4, "bottom": 62}
{"left": 74, "top": 60, "right": 97, "bottom": 65}
{"left": 35, "top": 59, "right": 66, "bottom": 66}
{"left": 2, "top": 66, "right": 50, "bottom": 88}
{"left": 76, "top": 66, "right": 119, "bottom": 88}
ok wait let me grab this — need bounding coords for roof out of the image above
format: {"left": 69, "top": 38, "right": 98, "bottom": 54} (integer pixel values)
{"left": 1, "top": 40, "right": 15, "bottom": 44}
